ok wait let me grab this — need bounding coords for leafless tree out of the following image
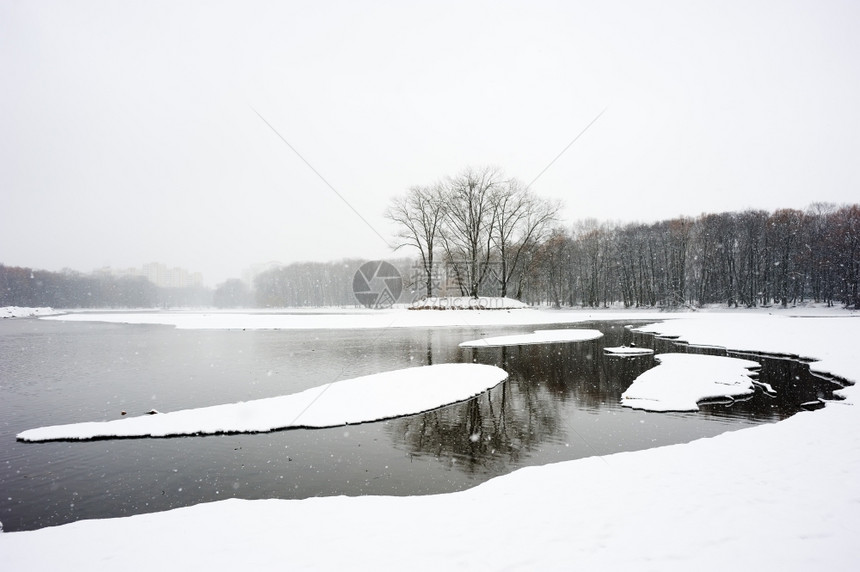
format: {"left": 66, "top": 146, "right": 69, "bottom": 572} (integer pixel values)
{"left": 491, "top": 179, "right": 561, "bottom": 298}
{"left": 385, "top": 183, "right": 447, "bottom": 297}
{"left": 832, "top": 204, "right": 860, "bottom": 308}
{"left": 440, "top": 167, "right": 503, "bottom": 297}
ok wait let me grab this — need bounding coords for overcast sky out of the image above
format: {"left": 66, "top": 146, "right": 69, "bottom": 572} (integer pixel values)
{"left": 2, "top": 0, "right": 858, "bottom": 286}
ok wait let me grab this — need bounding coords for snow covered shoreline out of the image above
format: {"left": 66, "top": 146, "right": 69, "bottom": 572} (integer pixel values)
{"left": 3, "top": 308, "right": 859, "bottom": 570}
{"left": 0, "top": 306, "right": 58, "bottom": 319}
{"left": 36, "top": 301, "right": 854, "bottom": 330}
{"left": 408, "top": 296, "right": 529, "bottom": 310}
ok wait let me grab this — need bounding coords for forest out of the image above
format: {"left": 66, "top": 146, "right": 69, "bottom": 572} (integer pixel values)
{"left": 383, "top": 168, "right": 859, "bottom": 310}
{"left": 518, "top": 204, "right": 859, "bottom": 309}
{"left": 244, "top": 201, "right": 860, "bottom": 310}
{"left": 3, "top": 200, "right": 858, "bottom": 310}
{"left": 0, "top": 266, "right": 211, "bottom": 309}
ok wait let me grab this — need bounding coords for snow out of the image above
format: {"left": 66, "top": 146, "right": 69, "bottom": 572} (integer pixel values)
{"left": 0, "top": 306, "right": 58, "bottom": 318}
{"left": 3, "top": 308, "right": 860, "bottom": 570}
{"left": 459, "top": 328, "right": 603, "bottom": 347}
{"left": 39, "top": 305, "right": 667, "bottom": 330}
{"left": 620, "top": 353, "right": 759, "bottom": 411}
{"left": 604, "top": 345, "right": 655, "bottom": 356}
{"left": 631, "top": 314, "right": 858, "bottom": 385}
{"left": 16, "top": 364, "right": 507, "bottom": 442}
{"left": 409, "top": 296, "right": 529, "bottom": 310}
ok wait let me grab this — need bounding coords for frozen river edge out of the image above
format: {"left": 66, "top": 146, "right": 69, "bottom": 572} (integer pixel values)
{"left": 2, "top": 308, "right": 859, "bottom": 571}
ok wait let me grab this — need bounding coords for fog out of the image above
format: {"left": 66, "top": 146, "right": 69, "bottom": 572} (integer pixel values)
{"left": 2, "top": 0, "right": 859, "bottom": 286}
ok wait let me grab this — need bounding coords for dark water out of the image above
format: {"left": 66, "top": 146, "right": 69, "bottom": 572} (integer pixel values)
{"left": 0, "top": 317, "right": 840, "bottom": 532}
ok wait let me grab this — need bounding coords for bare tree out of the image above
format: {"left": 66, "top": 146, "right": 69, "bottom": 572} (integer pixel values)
{"left": 766, "top": 208, "right": 805, "bottom": 307}
{"left": 440, "top": 167, "right": 502, "bottom": 297}
{"left": 805, "top": 202, "right": 838, "bottom": 305}
{"left": 572, "top": 220, "right": 616, "bottom": 307}
{"left": 531, "top": 228, "right": 571, "bottom": 307}
{"left": 654, "top": 218, "right": 692, "bottom": 306}
{"left": 615, "top": 223, "right": 656, "bottom": 307}
{"left": 491, "top": 179, "right": 561, "bottom": 298}
{"left": 832, "top": 204, "right": 860, "bottom": 308}
{"left": 385, "top": 184, "right": 447, "bottom": 298}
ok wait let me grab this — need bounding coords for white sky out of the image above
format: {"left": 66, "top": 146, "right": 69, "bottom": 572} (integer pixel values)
{"left": 2, "top": 0, "right": 858, "bottom": 286}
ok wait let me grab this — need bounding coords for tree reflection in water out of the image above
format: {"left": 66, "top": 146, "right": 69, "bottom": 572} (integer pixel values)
{"left": 387, "top": 322, "right": 842, "bottom": 479}
{"left": 387, "top": 326, "right": 656, "bottom": 476}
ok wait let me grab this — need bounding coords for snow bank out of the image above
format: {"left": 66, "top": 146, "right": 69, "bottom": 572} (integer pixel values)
{"left": 43, "top": 304, "right": 851, "bottom": 331}
{"left": 40, "top": 308, "right": 654, "bottom": 330}
{"left": 620, "top": 353, "right": 759, "bottom": 411}
{"left": 1, "top": 306, "right": 58, "bottom": 318}
{"left": 459, "top": 328, "right": 603, "bottom": 347}
{"left": 16, "top": 364, "right": 507, "bottom": 442}
{"left": 632, "top": 314, "right": 858, "bottom": 384}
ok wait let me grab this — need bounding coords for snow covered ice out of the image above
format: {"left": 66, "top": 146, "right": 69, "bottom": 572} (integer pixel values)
{"left": 621, "top": 353, "right": 759, "bottom": 411}
{"left": 603, "top": 345, "right": 655, "bottom": 356}
{"left": 17, "top": 363, "right": 508, "bottom": 441}
{"left": 459, "top": 328, "right": 603, "bottom": 347}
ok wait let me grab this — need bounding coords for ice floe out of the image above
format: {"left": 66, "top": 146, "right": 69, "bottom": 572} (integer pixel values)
{"left": 620, "top": 353, "right": 760, "bottom": 411}
{"left": 16, "top": 363, "right": 507, "bottom": 442}
{"left": 603, "top": 345, "right": 654, "bottom": 356}
{"left": 459, "top": 328, "right": 603, "bottom": 347}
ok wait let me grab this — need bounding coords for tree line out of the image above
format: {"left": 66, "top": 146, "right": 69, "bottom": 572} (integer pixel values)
{"left": 389, "top": 199, "right": 859, "bottom": 309}
{"left": 253, "top": 258, "right": 415, "bottom": 307}
{"left": 385, "top": 167, "right": 858, "bottom": 309}
{"left": 525, "top": 204, "right": 859, "bottom": 309}
{"left": 0, "top": 265, "right": 212, "bottom": 308}
{"left": 0, "top": 262, "right": 370, "bottom": 309}
{"left": 0, "top": 260, "right": 395, "bottom": 309}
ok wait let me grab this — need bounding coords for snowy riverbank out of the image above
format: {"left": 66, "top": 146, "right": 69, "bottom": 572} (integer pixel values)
{"left": 0, "top": 306, "right": 58, "bottom": 319}
{"left": 2, "top": 307, "right": 859, "bottom": 570}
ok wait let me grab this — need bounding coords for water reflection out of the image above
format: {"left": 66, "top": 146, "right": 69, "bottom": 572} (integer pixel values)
{"left": 388, "top": 322, "right": 842, "bottom": 477}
